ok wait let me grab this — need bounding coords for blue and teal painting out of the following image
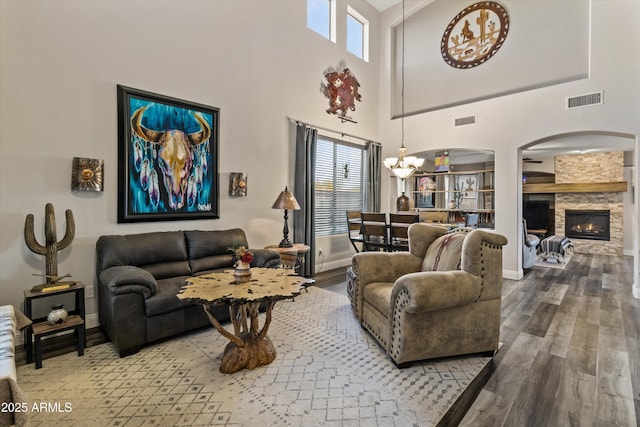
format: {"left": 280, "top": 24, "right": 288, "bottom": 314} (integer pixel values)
{"left": 127, "top": 97, "right": 214, "bottom": 214}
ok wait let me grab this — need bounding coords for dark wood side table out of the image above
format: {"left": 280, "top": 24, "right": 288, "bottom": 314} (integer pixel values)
{"left": 24, "top": 283, "right": 85, "bottom": 369}
{"left": 264, "top": 243, "right": 311, "bottom": 275}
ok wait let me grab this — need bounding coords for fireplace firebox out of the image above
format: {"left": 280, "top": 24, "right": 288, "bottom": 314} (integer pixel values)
{"left": 565, "top": 210, "right": 610, "bottom": 241}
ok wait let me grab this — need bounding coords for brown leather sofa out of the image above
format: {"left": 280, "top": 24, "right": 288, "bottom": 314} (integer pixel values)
{"left": 96, "top": 229, "right": 280, "bottom": 357}
{"left": 351, "top": 223, "right": 507, "bottom": 367}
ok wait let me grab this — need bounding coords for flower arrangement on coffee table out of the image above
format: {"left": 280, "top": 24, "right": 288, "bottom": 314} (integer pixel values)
{"left": 230, "top": 246, "right": 254, "bottom": 267}
{"left": 230, "top": 246, "right": 254, "bottom": 283}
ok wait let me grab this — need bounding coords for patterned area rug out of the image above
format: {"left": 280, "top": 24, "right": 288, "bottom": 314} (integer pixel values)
{"left": 17, "top": 287, "right": 492, "bottom": 426}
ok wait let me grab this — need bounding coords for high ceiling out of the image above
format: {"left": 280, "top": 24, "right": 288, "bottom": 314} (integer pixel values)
{"left": 366, "top": 0, "right": 400, "bottom": 12}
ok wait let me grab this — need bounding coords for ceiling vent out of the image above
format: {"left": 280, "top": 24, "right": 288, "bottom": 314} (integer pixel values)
{"left": 566, "top": 91, "right": 604, "bottom": 109}
{"left": 454, "top": 115, "right": 477, "bottom": 127}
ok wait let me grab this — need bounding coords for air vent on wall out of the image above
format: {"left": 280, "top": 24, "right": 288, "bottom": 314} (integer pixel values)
{"left": 454, "top": 115, "right": 476, "bottom": 127}
{"left": 566, "top": 91, "right": 604, "bottom": 109}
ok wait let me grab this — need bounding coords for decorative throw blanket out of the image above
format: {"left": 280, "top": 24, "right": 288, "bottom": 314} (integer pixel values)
{"left": 0, "top": 305, "right": 30, "bottom": 427}
{"left": 540, "top": 235, "right": 574, "bottom": 263}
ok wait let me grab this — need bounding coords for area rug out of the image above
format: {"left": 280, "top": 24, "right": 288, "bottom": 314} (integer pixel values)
{"left": 17, "top": 287, "right": 492, "bottom": 427}
{"left": 534, "top": 254, "right": 573, "bottom": 270}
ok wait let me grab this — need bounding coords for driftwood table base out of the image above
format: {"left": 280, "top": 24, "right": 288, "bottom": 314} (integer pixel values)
{"left": 220, "top": 334, "right": 276, "bottom": 374}
{"left": 203, "top": 301, "right": 277, "bottom": 374}
{"left": 178, "top": 268, "right": 314, "bottom": 374}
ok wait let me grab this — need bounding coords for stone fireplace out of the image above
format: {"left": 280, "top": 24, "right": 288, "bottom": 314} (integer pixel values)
{"left": 555, "top": 152, "right": 624, "bottom": 256}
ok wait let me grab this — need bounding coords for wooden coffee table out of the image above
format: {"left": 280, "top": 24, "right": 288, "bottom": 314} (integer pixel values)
{"left": 177, "top": 268, "right": 314, "bottom": 374}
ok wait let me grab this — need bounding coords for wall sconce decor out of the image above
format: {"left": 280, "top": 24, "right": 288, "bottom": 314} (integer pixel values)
{"left": 229, "top": 172, "right": 247, "bottom": 197}
{"left": 71, "top": 157, "right": 103, "bottom": 192}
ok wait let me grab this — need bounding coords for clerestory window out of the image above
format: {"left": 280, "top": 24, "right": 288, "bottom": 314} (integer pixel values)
{"left": 346, "top": 6, "right": 369, "bottom": 61}
{"left": 307, "top": 0, "right": 337, "bottom": 42}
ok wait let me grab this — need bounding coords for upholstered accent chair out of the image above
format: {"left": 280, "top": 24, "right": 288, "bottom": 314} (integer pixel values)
{"left": 351, "top": 223, "right": 508, "bottom": 367}
{"left": 522, "top": 219, "right": 540, "bottom": 269}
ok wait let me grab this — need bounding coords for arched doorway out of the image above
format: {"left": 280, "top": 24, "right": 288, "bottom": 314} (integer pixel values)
{"left": 519, "top": 131, "right": 638, "bottom": 299}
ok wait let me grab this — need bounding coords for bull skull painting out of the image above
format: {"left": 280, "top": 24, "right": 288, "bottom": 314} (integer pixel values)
{"left": 130, "top": 106, "right": 211, "bottom": 210}
{"left": 117, "top": 85, "right": 220, "bottom": 222}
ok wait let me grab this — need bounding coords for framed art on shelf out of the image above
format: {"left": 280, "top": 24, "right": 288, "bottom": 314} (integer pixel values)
{"left": 415, "top": 175, "right": 436, "bottom": 208}
{"left": 451, "top": 174, "right": 478, "bottom": 210}
{"left": 117, "top": 85, "right": 220, "bottom": 223}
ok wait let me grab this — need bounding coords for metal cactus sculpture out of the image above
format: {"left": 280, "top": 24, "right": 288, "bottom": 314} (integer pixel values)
{"left": 24, "top": 203, "right": 75, "bottom": 284}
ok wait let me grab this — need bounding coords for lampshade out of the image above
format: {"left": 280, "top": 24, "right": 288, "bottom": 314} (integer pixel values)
{"left": 271, "top": 186, "right": 300, "bottom": 211}
{"left": 383, "top": 157, "right": 398, "bottom": 168}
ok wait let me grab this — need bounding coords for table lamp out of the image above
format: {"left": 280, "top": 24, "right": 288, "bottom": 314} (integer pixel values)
{"left": 271, "top": 186, "right": 301, "bottom": 247}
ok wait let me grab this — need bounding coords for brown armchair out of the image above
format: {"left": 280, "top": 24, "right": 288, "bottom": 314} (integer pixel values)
{"left": 351, "top": 223, "right": 508, "bottom": 367}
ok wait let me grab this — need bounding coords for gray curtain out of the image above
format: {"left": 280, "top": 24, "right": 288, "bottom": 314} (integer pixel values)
{"left": 365, "top": 141, "right": 382, "bottom": 212}
{"left": 293, "top": 123, "right": 317, "bottom": 277}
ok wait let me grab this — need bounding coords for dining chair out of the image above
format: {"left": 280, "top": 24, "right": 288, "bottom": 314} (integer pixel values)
{"left": 465, "top": 213, "right": 480, "bottom": 229}
{"left": 389, "top": 213, "right": 420, "bottom": 251}
{"left": 345, "top": 210, "right": 364, "bottom": 253}
{"left": 360, "top": 212, "right": 388, "bottom": 252}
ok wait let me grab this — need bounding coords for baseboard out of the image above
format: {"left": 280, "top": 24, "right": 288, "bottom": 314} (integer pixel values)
{"left": 315, "top": 258, "right": 352, "bottom": 274}
{"left": 503, "top": 269, "right": 523, "bottom": 281}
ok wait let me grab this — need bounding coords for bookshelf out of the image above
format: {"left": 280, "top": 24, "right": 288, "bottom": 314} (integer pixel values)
{"left": 411, "top": 169, "right": 494, "bottom": 226}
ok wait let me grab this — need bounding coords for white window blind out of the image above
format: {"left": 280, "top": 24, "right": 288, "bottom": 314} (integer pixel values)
{"left": 315, "top": 137, "right": 365, "bottom": 236}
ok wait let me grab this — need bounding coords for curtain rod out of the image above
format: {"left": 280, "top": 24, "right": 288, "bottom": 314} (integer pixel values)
{"left": 287, "top": 117, "right": 381, "bottom": 145}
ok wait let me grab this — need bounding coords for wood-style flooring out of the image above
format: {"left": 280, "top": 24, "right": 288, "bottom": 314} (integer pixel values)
{"left": 315, "top": 253, "right": 639, "bottom": 426}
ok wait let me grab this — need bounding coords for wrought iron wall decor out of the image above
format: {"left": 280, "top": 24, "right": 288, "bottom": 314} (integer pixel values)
{"left": 116, "top": 85, "right": 220, "bottom": 222}
{"left": 229, "top": 172, "right": 247, "bottom": 197}
{"left": 441, "top": 1, "right": 510, "bottom": 69}
{"left": 71, "top": 157, "right": 103, "bottom": 192}
{"left": 320, "top": 63, "right": 362, "bottom": 122}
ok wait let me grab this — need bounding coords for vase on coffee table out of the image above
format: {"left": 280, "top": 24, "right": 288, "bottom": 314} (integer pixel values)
{"left": 234, "top": 262, "right": 251, "bottom": 283}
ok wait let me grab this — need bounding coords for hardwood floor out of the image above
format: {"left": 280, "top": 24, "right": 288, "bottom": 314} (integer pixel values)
{"left": 460, "top": 253, "right": 639, "bottom": 426}
{"left": 315, "top": 254, "right": 639, "bottom": 426}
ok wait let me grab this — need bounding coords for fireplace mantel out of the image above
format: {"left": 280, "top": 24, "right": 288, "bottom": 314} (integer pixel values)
{"left": 523, "top": 181, "right": 627, "bottom": 194}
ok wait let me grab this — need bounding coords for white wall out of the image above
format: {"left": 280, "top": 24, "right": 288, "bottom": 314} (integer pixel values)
{"left": 393, "top": 0, "right": 590, "bottom": 114}
{"left": 378, "top": 0, "right": 640, "bottom": 282}
{"left": 0, "top": 0, "right": 381, "bottom": 321}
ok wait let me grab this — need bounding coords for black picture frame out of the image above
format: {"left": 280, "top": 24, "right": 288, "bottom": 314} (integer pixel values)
{"left": 415, "top": 175, "right": 436, "bottom": 208}
{"left": 117, "top": 85, "right": 220, "bottom": 223}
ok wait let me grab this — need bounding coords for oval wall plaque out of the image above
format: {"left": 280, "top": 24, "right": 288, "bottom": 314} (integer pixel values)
{"left": 441, "top": 1, "right": 509, "bottom": 69}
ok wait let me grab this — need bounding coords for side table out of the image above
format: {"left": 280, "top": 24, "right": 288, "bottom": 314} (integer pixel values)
{"left": 24, "top": 283, "right": 85, "bottom": 369}
{"left": 264, "top": 243, "right": 311, "bottom": 275}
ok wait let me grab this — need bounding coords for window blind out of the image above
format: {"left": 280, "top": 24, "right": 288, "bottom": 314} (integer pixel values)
{"left": 315, "top": 137, "right": 365, "bottom": 236}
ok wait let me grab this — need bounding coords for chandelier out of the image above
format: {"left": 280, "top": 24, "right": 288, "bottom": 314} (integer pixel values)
{"left": 384, "top": 0, "right": 424, "bottom": 179}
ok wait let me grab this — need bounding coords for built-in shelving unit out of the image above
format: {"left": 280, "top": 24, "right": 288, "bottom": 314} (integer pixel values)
{"left": 410, "top": 169, "right": 495, "bottom": 226}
